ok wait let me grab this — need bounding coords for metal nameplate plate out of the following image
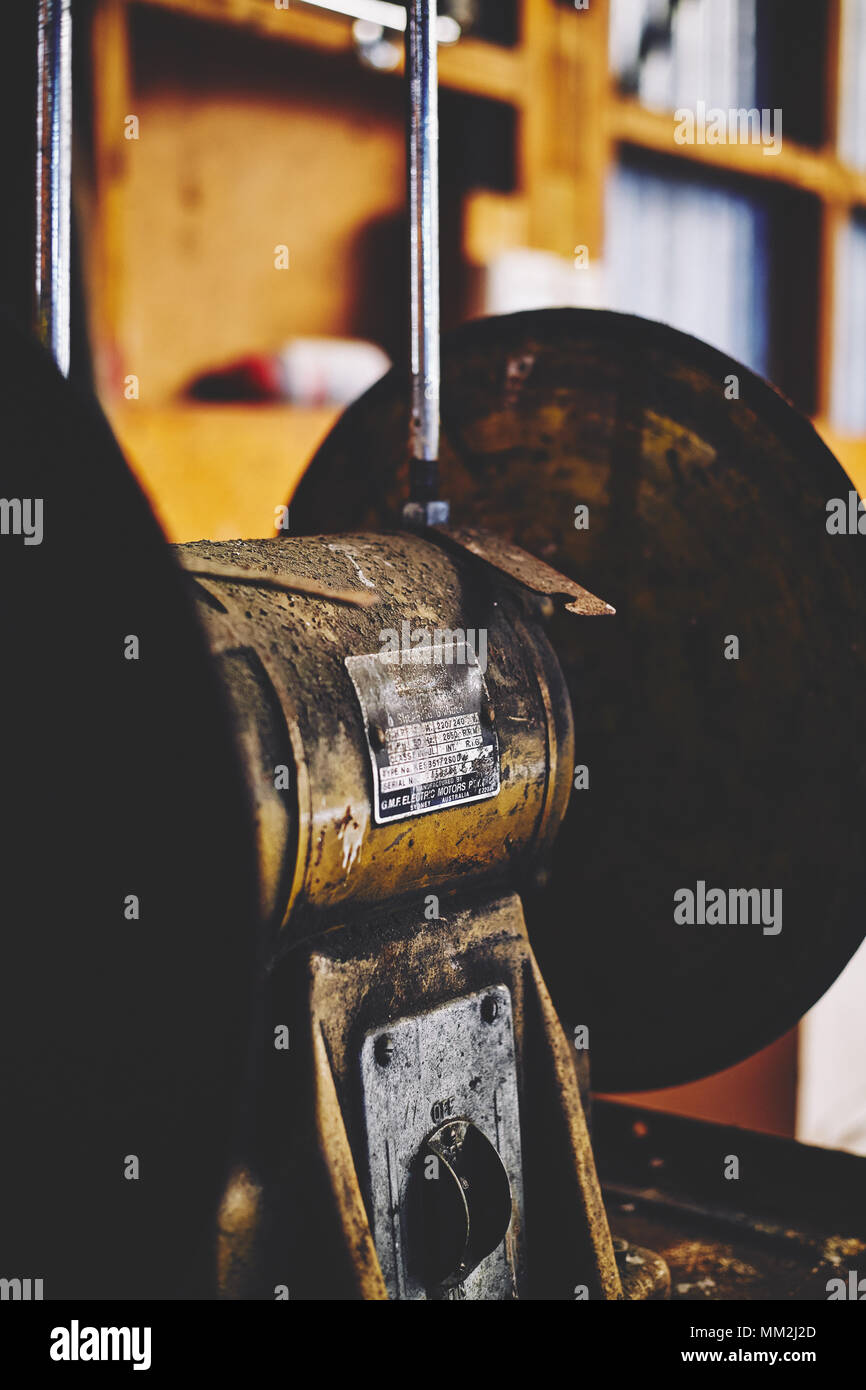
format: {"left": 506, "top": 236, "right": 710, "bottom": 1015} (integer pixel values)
{"left": 359, "top": 986, "right": 526, "bottom": 1301}
{"left": 345, "top": 642, "right": 500, "bottom": 824}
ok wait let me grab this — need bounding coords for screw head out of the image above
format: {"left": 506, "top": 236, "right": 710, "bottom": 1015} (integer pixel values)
{"left": 374, "top": 1034, "right": 394, "bottom": 1066}
{"left": 481, "top": 995, "right": 500, "bottom": 1024}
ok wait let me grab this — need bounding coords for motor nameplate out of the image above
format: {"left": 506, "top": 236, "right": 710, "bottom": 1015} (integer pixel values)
{"left": 346, "top": 642, "right": 500, "bottom": 825}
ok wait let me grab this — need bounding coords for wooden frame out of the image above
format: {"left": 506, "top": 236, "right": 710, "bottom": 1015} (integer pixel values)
{"left": 85, "top": 0, "right": 866, "bottom": 544}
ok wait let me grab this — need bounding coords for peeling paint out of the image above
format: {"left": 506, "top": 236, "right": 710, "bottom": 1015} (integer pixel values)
{"left": 338, "top": 808, "right": 368, "bottom": 873}
{"left": 327, "top": 543, "right": 377, "bottom": 590}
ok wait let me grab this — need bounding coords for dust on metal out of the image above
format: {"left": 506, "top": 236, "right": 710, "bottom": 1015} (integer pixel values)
{"left": 177, "top": 552, "right": 379, "bottom": 606}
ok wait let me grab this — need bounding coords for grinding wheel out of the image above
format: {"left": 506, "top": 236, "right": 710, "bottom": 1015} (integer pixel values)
{"left": 291, "top": 307, "right": 866, "bottom": 1093}
{"left": 0, "top": 316, "right": 260, "bottom": 1297}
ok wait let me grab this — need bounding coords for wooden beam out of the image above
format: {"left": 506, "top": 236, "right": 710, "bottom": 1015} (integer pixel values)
{"left": 520, "top": 0, "right": 610, "bottom": 259}
{"left": 610, "top": 95, "right": 866, "bottom": 209}
{"left": 133, "top": 0, "right": 527, "bottom": 104}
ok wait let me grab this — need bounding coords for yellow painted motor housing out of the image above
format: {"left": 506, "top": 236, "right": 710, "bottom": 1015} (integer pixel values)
{"left": 181, "top": 531, "right": 574, "bottom": 938}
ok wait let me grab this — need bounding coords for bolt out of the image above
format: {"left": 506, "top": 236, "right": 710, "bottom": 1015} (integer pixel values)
{"left": 481, "top": 995, "right": 500, "bottom": 1024}
{"left": 483, "top": 700, "right": 496, "bottom": 725}
{"left": 370, "top": 725, "right": 386, "bottom": 752}
{"left": 532, "top": 865, "right": 551, "bottom": 893}
{"left": 374, "top": 1035, "right": 394, "bottom": 1066}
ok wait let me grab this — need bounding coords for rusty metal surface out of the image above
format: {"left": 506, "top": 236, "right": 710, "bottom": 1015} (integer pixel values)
{"left": 292, "top": 308, "right": 866, "bottom": 1093}
{"left": 432, "top": 525, "right": 615, "bottom": 616}
{"left": 177, "top": 532, "right": 574, "bottom": 936}
{"left": 595, "top": 1100, "right": 866, "bottom": 1300}
{"left": 221, "top": 891, "right": 622, "bottom": 1300}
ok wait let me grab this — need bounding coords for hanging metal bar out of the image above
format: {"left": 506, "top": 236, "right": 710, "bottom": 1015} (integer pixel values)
{"left": 404, "top": 0, "right": 448, "bottom": 525}
{"left": 35, "top": 0, "right": 73, "bottom": 377}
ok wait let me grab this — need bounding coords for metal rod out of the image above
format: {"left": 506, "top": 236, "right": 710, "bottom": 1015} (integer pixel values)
{"left": 35, "top": 0, "right": 73, "bottom": 377}
{"left": 405, "top": 0, "right": 448, "bottom": 524}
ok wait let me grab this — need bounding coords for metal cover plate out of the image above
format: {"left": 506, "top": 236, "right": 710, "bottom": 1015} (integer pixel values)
{"left": 345, "top": 643, "right": 500, "bottom": 824}
{"left": 359, "top": 986, "right": 526, "bottom": 1300}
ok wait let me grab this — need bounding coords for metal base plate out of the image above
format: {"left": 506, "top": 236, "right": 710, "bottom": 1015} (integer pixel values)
{"left": 359, "top": 986, "right": 526, "bottom": 1300}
